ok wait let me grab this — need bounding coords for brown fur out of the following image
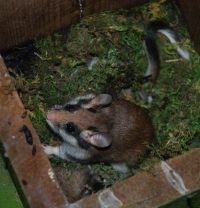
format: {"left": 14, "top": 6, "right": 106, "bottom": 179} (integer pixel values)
{"left": 47, "top": 97, "right": 155, "bottom": 166}
{"left": 90, "top": 99, "right": 154, "bottom": 164}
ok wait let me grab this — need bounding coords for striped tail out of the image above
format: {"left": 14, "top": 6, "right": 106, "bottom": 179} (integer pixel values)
{"left": 144, "top": 20, "right": 190, "bottom": 83}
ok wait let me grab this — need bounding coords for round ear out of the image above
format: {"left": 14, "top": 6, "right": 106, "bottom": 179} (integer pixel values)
{"left": 82, "top": 94, "right": 112, "bottom": 109}
{"left": 80, "top": 130, "right": 112, "bottom": 148}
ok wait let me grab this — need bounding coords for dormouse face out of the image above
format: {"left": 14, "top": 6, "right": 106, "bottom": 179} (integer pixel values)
{"left": 46, "top": 94, "right": 113, "bottom": 149}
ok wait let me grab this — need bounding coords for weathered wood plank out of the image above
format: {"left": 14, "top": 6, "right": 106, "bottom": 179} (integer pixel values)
{"left": 70, "top": 149, "right": 200, "bottom": 208}
{"left": 177, "top": 0, "right": 200, "bottom": 53}
{"left": 0, "top": 0, "right": 149, "bottom": 50}
{"left": 0, "top": 56, "right": 68, "bottom": 208}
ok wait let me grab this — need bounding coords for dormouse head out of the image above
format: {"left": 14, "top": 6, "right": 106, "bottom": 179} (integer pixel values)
{"left": 46, "top": 94, "right": 113, "bottom": 149}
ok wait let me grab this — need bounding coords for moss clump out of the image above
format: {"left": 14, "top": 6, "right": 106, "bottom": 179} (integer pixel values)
{"left": 12, "top": 0, "right": 200, "bottom": 186}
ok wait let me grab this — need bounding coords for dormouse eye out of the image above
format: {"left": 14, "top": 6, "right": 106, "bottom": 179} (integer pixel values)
{"left": 64, "top": 122, "right": 76, "bottom": 133}
{"left": 63, "top": 104, "right": 79, "bottom": 112}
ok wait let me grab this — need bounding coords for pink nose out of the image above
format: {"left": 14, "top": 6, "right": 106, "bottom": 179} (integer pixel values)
{"left": 46, "top": 111, "right": 57, "bottom": 121}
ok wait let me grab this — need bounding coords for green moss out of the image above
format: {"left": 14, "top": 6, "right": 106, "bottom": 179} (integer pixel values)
{"left": 16, "top": 0, "right": 200, "bottom": 186}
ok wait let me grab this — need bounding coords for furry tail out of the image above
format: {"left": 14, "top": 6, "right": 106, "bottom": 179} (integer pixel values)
{"left": 144, "top": 20, "right": 190, "bottom": 83}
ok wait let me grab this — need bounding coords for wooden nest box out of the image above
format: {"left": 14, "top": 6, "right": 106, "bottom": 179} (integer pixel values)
{"left": 0, "top": 1, "right": 200, "bottom": 207}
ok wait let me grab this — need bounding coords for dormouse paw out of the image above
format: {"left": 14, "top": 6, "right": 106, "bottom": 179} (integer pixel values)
{"left": 42, "top": 145, "right": 56, "bottom": 155}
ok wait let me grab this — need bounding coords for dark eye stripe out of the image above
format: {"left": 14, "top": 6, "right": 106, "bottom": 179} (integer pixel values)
{"left": 64, "top": 122, "right": 76, "bottom": 133}
{"left": 62, "top": 122, "right": 90, "bottom": 149}
{"left": 63, "top": 104, "right": 80, "bottom": 112}
{"left": 78, "top": 98, "right": 92, "bottom": 105}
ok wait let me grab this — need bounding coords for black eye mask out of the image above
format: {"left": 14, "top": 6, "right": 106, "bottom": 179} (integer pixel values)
{"left": 63, "top": 104, "right": 80, "bottom": 112}
{"left": 63, "top": 122, "right": 78, "bottom": 135}
{"left": 62, "top": 122, "right": 90, "bottom": 149}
